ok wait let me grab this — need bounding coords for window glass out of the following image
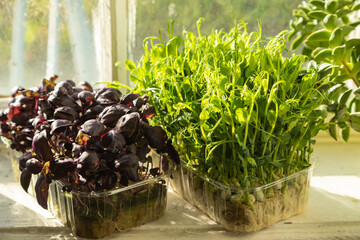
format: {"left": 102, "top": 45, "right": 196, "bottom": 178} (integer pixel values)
{"left": 0, "top": 0, "right": 100, "bottom": 96}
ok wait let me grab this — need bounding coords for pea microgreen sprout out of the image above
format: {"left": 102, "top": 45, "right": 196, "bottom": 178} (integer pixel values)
{"left": 119, "top": 20, "right": 335, "bottom": 208}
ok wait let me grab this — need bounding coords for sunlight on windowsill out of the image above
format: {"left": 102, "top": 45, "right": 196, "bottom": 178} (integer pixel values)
{"left": 311, "top": 176, "right": 360, "bottom": 200}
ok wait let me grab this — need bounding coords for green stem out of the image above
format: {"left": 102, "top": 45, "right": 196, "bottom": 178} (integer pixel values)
{"left": 342, "top": 60, "right": 360, "bottom": 87}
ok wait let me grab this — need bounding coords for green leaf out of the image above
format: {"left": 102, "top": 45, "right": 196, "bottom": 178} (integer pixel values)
{"left": 308, "top": 10, "right": 327, "bottom": 20}
{"left": 304, "top": 23, "right": 317, "bottom": 34}
{"left": 267, "top": 110, "right": 276, "bottom": 125}
{"left": 280, "top": 132, "right": 291, "bottom": 143}
{"left": 342, "top": 125, "right": 350, "bottom": 142}
{"left": 288, "top": 29, "right": 297, "bottom": 41}
{"left": 352, "top": 3, "right": 360, "bottom": 10}
{"left": 329, "top": 117, "right": 337, "bottom": 140}
{"left": 327, "top": 100, "right": 338, "bottom": 112}
{"left": 125, "top": 60, "right": 136, "bottom": 71}
{"left": 291, "top": 34, "right": 307, "bottom": 50}
{"left": 332, "top": 45, "right": 346, "bottom": 62}
{"left": 338, "top": 0, "right": 353, "bottom": 8}
{"left": 341, "top": 25, "right": 354, "bottom": 35}
{"left": 354, "top": 88, "right": 360, "bottom": 100}
{"left": 246, "top": 157, "right": 257, "bottom": 167}
{"left": 339, "top": 89, "right": 352, "bottom": 107}
{"left": 349, "top": 112, "right": 360, "bottom": 132}
{"left": 310, "top": 0, "right": 325, "bottom": 9}
{"left": 302, "top": 46, "right": 314, "bottom": 56}
{"left": 350, "top": 21, "right": 360, "bottom": 29}
{"left": 307, "top": 29, "right": 331, "bottom": 42}
{"left": 199, "top": 108, "right": 210, "bottom": 122}
{"left": 335, "top": 8, "right": 351, "bottom": 18}
{"left": 314, "top": 49, "right": 333, "bottom": 62}
{"left": 333, "top": 74, "right": 350, "bottom": 83}
{"left": 345, "top": 38, "right": 360, "bottom": 49}
{"left": 325, "top": 0, "right": 338, "bottom": 14}
{"left": 235, "top": 108, "right": 248, "bottom": 124}
{"left": 210, "top": 96, "right": 222, "bottom": 112}
{"left": 323, "top": 14, "right": 338, "bottom": 30}
{"left": 351, "top": 62, "right": 360, "bottom": 76}
{"left": 355, "top": 99, "right": 360, "bottom": 111}
{"left": 329, "top": 27, "right": 343, "bottom": 48}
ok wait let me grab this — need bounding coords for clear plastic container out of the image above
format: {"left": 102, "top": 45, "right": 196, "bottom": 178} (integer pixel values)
{"left": 11, "top": 150, "right": 169, "bottom": 238}
{"left": 170, "top": 158, "right": 317, "bottom": 232}
{"left": 53, "top": 177, "right": 167, "bottom": 239}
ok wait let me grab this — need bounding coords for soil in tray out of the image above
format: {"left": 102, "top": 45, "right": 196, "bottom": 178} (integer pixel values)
{"left": 70, "top": 182, "right": 167, "bottom": 239}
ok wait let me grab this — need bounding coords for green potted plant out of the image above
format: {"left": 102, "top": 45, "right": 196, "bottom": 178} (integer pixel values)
{"left": 0, "top": 77, "right": 179, "bottom": 238}
{"left": 289, "top": 0, "right": 360, "bottom": 139}
{"left": 122, "top": 19, "right": 339, "bottom": 231}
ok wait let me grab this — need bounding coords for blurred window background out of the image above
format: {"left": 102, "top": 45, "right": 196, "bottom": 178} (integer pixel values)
{"left": 0, "top": 0, "right": 301, "bottom": 96}
{"left": 128, "top": 0, "right": 302, "bottom": 62}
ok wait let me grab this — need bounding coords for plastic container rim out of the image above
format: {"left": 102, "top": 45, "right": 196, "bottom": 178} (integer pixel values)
{"left": 178, "top": 154, "right": 319, "bottom": 192}
{"left": 55, "top": 174, "right": 167, "bottom": 198}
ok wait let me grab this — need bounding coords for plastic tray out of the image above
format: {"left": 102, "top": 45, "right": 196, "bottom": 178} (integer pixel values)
{"left": 55, "top": 177, "right": 167, "bottom": 239}
{"left": 11, "top": 150, "right": 169, "bottom": 239}
{"left": 170, "top": 158, "right": 317, "bottom": 232}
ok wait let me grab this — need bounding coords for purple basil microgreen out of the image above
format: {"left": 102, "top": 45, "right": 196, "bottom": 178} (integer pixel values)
{"left": 76, "top": 150, "right": 100, "bottom": 171}
{"left": 20, "top": 168, "right": 32, "bottom": 192}
{"left": 99, "top": 104, "right": 130, "bottom": 126}
{"left": 50, "top": 119, "right": 72, "bottom": 135}
{"left": 32, "top": 130, "right": 54, "bottom": 162}
{"left": 100, "top": 129, "right": 126, "bottom": 153}
{"left": 25, "top": 158, "right": 43, "bottom": 174}
{"left": 79, "top": 81, "right": 94, "bottom": 92}
{"left": 0, "top": 76, "right": 180, "bottom": 211}
{"left": 116, "top": 112, "right": 140, "bottom": 141}
{"left": 81, "top": 119, "right": 105, "bottom": 137}
{"left": 35, "top": 174, "right": 50, "bottom": 209}
{"left": 54, "top": 106, "right": 79, "bottom": 121}
{"left": 120, "top": 93, "right": 141, "bottom": 106}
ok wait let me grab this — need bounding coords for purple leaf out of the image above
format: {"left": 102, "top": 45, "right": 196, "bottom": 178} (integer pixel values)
{"left": 79, "top": 81, "right": 93, "bottom": 92}
{"left": 144, "top": 126, "right": 168, "bottom": 151}
{"left": 96, "top": 89, "right": 121, "bottom": 105}
{"left": 122, "top": 167, "right": 140, "bottom": 182}
{"left": 35, "top": 174, "right": 50, "bottom": 209}
{"left": 100, "top": 129, "right": 126, "bottom": 153}
{"left": 114, "top": 154, "right": 139, "bottom": 170}
{"left": 141, "top": 104, "right": 155, "bottom": 119}
{"left": 54, "top": 106, "right": 79, "bottom": 121}
{"left": 116, "top": 112, "right": 140, "bottom": 141}
{"left": 99, "top": 104, "right": 130, "bottom": 126}
{"left": 32, "top": 130, "right": 54, "bottom": 162}
{"left": 82, "top": 104, "right": 104, "bottom": 121}
{"left": 120, "top": 93, "right": 140, "bottom": 106}
{"left": 49, "top": 158, "right": 75, "bottom": 180}
{"left": 20, "top": 168, "right": 32, "bottom": 192}
{"left": 18, "top": 152, "right": 33, "bottom": 171}
{"left": 164, "top": 139, "right": 180, "bottom": 165}
{"left": 26, "top": 158, "right": 43, "bottom": 174}
{"left": 81, "top": 119, "right": 105, "bottom": 137}
{"left": 76, "top": 150, "right": 100, "bottom": 171}
{"left": 50, "top": 119, "right": 72, "bottom": 135}
{"left": 78, "top": 90, "right": 95, "bottom": 106}
{"left": 55, "top": 81, "right": 74, "bottom": 95}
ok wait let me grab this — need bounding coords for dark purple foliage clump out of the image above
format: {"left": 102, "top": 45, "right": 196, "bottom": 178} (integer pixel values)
{"left": 0, "top": 76, "right": 179, "bottom": 209}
